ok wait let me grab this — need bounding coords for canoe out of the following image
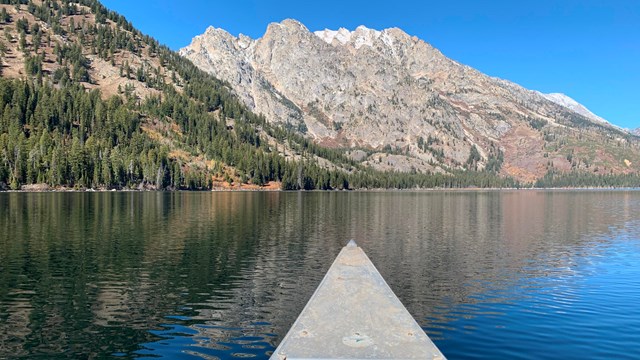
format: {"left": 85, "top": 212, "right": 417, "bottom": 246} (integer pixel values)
{"left": 270, "top": 240, "right": 446, "bottom": 359}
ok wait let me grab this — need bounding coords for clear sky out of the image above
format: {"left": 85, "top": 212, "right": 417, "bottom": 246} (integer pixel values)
{"left": 101, "top": 0, "right": 639, "bottom": 130}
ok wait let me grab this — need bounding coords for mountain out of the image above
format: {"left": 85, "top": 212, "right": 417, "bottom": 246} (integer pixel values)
{"left": 1, "top": 3, "right": 637, "bottom": 191}
{"left": 181, "top": 20, "right": 640, "bottom": 182}
{"left": 538, "top": 92, "right": 610, "bottom": 126}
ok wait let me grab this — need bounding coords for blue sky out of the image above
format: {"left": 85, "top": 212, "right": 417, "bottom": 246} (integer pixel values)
{"left": 101, "top": 0, "right": 639, "bottom": 129}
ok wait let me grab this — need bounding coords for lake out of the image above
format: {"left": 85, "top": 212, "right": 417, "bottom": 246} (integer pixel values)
{"left": 1, "top": 191, "right": 639, "bottom": 359}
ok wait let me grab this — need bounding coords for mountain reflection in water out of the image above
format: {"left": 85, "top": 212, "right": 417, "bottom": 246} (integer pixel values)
{"left": 1, "top": 191, "right": 639, "bottom": 359}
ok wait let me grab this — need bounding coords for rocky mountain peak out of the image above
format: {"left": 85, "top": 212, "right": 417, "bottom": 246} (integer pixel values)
{"left": 313, "top": 25, "right": 415, "bottom": 51}
{"left": 280, "top": 18, "right": 309, "bottom": 30}
{"left": 314, "top": 27, "right": 349, "bottom": 45}
{"left": 182, "top": 26, "right": 246, "bottom": 58}
{"left": 201, "top": 26, "right": 234, "bottom": 42}
{"left": 263, "top": 19, "right": 311, "bottom": 39}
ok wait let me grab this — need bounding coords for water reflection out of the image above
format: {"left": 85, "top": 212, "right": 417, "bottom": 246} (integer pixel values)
{"left": 1, "top": 191, "right": 639, "bottom": 359}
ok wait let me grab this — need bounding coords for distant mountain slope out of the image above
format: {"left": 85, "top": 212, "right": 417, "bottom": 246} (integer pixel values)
{"left": 538, "top": 92, "right": 610, "bottom": 126}
{"left": 182, "top": 20, "right": 640, "bottom": 182}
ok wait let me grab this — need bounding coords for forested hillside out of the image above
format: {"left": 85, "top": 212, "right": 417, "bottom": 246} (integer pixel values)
{"left": 0, "top": 0, "right": 637, "bottom": 190}
{"left": 0, "top": 0, "right": 351, "bottom": 190}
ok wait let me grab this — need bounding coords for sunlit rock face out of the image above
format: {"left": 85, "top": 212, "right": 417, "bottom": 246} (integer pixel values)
{"left": 181, "top": 19, "right": 636, "bottom": 180}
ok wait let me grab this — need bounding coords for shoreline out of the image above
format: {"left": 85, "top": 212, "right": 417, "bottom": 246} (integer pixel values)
{"left": 2, "top": 186, "right": 640, "bottom": 193}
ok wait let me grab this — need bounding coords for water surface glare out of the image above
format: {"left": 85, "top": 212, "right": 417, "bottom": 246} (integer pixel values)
{"left": 1, "top": 191, "right": 639, "bottom": 359}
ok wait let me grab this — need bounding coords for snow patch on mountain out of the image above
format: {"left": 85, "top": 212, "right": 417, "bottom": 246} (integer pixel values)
{"left": 315, "top": 25, "right": 386, "bottom": 49}
{"left": 314, "top": 28, "right": 352, "bottom": 45}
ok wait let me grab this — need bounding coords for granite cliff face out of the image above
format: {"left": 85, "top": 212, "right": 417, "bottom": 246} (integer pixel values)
{"left": 181, "top": 19, "right": 639, "bottom": 181}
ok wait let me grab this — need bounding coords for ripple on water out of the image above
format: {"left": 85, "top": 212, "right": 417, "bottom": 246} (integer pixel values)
{"left": 1, "top": 191, "right": 640, "bottom": 359}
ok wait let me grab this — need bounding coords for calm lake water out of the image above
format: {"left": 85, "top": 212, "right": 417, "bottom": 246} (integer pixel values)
{"left": 1, "top": 191, "right": 639, "bottom": 359}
